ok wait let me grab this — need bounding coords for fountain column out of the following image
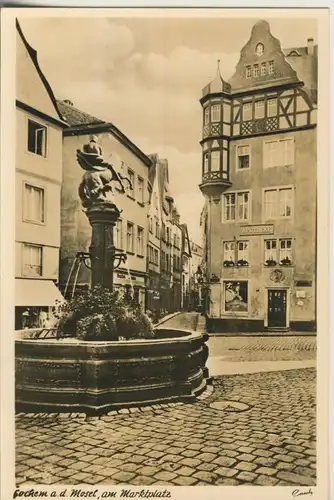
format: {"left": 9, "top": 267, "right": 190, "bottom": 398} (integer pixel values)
{"left": 85, "top": 202, "right": 120, "bottom": 291}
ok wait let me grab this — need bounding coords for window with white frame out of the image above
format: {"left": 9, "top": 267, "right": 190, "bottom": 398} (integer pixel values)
{"left": 267, "top": 98, "right": 277, "bottom": 117}
{"left": 223, "top": 241, "right": 235, "bottom": 262}
{"left": 223, "top": 192, "right": 250, "bottom": 222}
{"left": 24, "top": 184, "right": 45, "bottom": 223}
{"left": 126, "top": 222, "right": 134, "bottom": 252}
{"left": 27, "top": 120, "right": 47, "bottom": 157}
{"left": 211, "top": 104, "right": 221, "bottom": 123}
{"left": 279, "top": 188, "right": 293, "bottom": 217}
{"left": 261, "top": 63, "right": 267, "bottom": 76}
{"left": 255, "top": 100, "right": 265, "bottom": 119}
{"left": 137, "top": 176, "right": 144, "bottom": 203}
{"left": 204, "top": 107, "right": 210, "bottom": 125}
{"left": 263, "top": 138, "right": 294, "bottom": 168}
{"left": 238, "top": 241, "right": 249, "bottom": 262}
{"left": 137, "top": 226, "right": 144, "bottom": 255}
{"left": 154, "top": 249, "right": 159, "bottom": 265}
{"left": 279, "top": 238, "right": 292, "bottom": 263}
{"left": 237, "top": 145, "right": 250, "bottom": 170}
{"left": 155, "top": 221, "right": 160, "bottom": 238}
{"left": 246, "top": 66, "right": 252, "bottom": 78}
{"left": 243, "top": 102, "right": 252, "bottom": 121}
{"left": 203, "top": 153, "right": 209, "bottom": 174}
{"left": 253, "top": 65, "right": 259, "bottom": 77}
{"left": 127, "top": 169, "right": 135, "bottom": 197}
{"left": 211, "top": 151, "right": 220, "bottom": 171}
{"left": 268, "top": 61, "right": 274, "bottom": 74}
{"left": 237, "top": 192, "right": 249, "bottom": 221}
{"left": 23, "top": 244, "right": 42, "bottom": 277}
{"left": 115, "top": 219, "right": 123, "bottom": 249}
{"left": 264, "top": 239, "right": 277, "bottom": 263}
{"left": 223, "top": 193, "right": 236, "bottom": 221}
{"left": 264, "top": 187, "right": 293, "bottom": 219}
{"left": 264, "top": 189, "right": 277, "bottom": 219}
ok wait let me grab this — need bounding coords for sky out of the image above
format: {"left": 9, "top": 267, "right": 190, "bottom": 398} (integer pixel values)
{"left": 19, "top": 16, "right": 317, "bottom": 244}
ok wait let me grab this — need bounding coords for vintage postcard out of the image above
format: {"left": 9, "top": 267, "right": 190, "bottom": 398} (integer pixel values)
{"left": 0, "top": 6, "right": 330, "bottom": 500}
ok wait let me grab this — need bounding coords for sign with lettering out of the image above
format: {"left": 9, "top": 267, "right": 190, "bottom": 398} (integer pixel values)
{"left": 295, "top": 280, "right": 312, "bottom": 287}
{"left": 240, "top": 224, "right": 274, "bottom": 236}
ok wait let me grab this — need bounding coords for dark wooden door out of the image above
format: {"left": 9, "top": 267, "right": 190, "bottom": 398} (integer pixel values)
{"left": 268, "top": 289, "right": 287, "bottom": 327}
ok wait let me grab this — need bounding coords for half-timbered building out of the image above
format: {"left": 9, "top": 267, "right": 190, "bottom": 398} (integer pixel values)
{"left": 199, "top": 20, "right": 317, "bottom": 333}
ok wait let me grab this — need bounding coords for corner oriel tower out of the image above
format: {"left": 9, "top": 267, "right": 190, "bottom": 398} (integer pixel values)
{"left": 199, "top": 20, "right": 317, "bottom": 332}
{"left": 199, "top": 60, "right": 232, "bottom": 201}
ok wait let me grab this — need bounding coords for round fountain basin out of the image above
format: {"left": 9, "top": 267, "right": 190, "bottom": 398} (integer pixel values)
{"left": 15, "top": 328, "right": 209, "bottom": 413}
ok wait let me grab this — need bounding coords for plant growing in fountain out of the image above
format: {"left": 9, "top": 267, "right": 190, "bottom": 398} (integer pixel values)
{"left": 53, "top": 285, "right": 155, "bottom": 341}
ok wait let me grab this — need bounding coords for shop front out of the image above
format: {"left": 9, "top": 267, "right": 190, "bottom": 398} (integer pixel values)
{"left": 15, "top": 278, "right": 65, "bottom": 330}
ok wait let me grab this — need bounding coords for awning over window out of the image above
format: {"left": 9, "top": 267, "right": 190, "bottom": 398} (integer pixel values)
{"left": 15, "top": 279, "right": 65, "bottom": 307}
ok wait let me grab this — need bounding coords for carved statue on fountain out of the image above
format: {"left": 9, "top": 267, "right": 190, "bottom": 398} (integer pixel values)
{"left": 77, "top": 135, "right": 132, "bottom": 208}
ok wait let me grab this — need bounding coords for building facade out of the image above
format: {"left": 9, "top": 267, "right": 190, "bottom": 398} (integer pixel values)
{"left": 147, "top": 155, "right": 183, "bottom": 314}
{"left": 199, "top": 20, "right": 317, "bottom": 333}
{"left": 58, "top": 100, "right": 151, "bottom": 308}
{"left": 15, "top": 21, "right": 66, "bottom": 329}
{"left": 180, "top": 224, "right": 192, "bottom": 310}
{"left": 146, "top": 156, "right": 163, "bottom": 313}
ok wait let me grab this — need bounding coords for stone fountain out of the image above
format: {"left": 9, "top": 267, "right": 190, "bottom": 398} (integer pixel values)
{"left": 15, "top": 136, "right": 209, "bottom": 414}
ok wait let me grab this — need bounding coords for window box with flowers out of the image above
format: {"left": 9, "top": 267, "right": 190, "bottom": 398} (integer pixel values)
{"left": 237, "top": 259, "right": 249, "bottom": 267}
{"left": 280, "top": 257, "right": 292, "bottom": 266}
{"left": 223, "top": 260, "right": 235, "bottom": 267}
{"left": 265, "top": 258, "right": 277, "bottom": 267}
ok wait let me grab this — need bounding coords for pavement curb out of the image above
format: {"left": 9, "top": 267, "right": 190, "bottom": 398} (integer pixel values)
{"left": 154, "top": 311, "right": 182, "bottom": 328}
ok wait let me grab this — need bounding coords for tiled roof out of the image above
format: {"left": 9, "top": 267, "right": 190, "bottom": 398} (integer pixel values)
{"left": 57, "top": 100, "right": 151, "bottom": 167}
{"left": 57, "top": 100, "right": 105, "bottom": 127}
{"left": 283, "top": 45, "right": 318, "bottom": 57}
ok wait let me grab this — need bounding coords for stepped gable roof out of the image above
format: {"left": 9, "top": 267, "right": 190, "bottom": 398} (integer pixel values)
{"left": 202, "top": 59, "right": 231, "bottom": 98}
{"left": 228, "top": 20, "right": 301, "bottom": 93}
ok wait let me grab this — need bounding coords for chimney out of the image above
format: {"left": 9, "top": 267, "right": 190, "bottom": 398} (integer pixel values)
{"left": 307, "top": 38, "right": 314, "bottom": 55}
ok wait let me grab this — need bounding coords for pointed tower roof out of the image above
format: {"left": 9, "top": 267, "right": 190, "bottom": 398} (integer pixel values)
{"left": 229, "top": 19, "right": 301, "bottom": 92}
{"left": 202, "top": 59, "right": 231, "bottom": 98}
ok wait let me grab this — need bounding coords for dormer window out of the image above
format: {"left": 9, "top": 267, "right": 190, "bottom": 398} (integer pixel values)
{"left": 268, "top": 61, "right": 274, "bottom": 74}
{"left": 211, "top": 105, "right": 221, "bottom": 123}
{"left": 246, "top": 66, "right": 252, "bottom": 78}
{"left": 253, "top": 65, "right": 259, "bottom": 78}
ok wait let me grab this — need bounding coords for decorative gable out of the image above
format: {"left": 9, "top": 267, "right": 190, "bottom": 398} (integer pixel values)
{"left": 229, "top": 20, "right": 300, "bottom": 92}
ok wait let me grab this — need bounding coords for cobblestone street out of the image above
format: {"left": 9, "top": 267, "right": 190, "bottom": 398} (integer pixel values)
{"left": 16, "top": 313, "right": 317, "bottom": 487}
